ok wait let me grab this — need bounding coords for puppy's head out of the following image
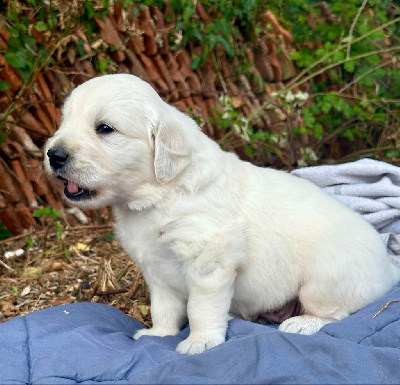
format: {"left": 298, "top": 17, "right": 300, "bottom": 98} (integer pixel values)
{"left": 45, "top": 74, "right": 192, "bottom": 209}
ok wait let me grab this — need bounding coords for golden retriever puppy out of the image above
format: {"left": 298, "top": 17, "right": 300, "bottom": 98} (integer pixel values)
{"left": 45, "top": 74, "right": 400, "bottom": 355}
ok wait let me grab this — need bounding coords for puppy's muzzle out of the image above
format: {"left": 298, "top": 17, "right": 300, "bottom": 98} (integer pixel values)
{"left": 47, "top": 147, "right": 69, "bottom": 171}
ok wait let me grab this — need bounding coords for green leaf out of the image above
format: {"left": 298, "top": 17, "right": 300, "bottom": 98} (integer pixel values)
{"left": 0, "top": 80, "right": 10, "bottom": 91}
{"left": 320, "top": 101, "right": 332, "bottom": 113}
{"left": 386, "top": 150, "right": 400, "bottom": 159}
{"left": 190, "top": 53, "right": 202, "bottom": 70}
{"left": 342, "top": 129, "right": 355, "bottom": 142}
{"left": 25, "top": 237, "right": 34, "bottom": 248}
{"left": 5, "top": 51, "right": 27, "bottom": 69}
{"left": 365, "top": 54, "right": 380, "bottom": 66}
{"left": 97, "top": 59, "right": 107, "bottom": 73}
{"left": 314, "top": 123, "right": 324, "bottom": 139}
{"left": 373, "top": 112, "right": 386, "bottom": 123}
{"left": 332, "top": 50, "right": 344, "bottom": 62}
{"left": 77, "top": 38, "right": 86, "bottom": 57}
{"left": 85, "top": 20, "right": 98, "bottom": 35}
{"left": 23, "top": 268, "right": 42, "bottom": 278}
{"left": 35, "top": 21, "right": 48, "bottom": 32}
{"left": 344, "top": 60, "right": 355, "bottom": 73}
{"left": 327, "top": 24, "right": 342, "bottom": 40}
{"left": 33, "top": 207, "right": 60, "bottom": 220}
{"left": 0, "top": 222, "right": 12, "bottom": 240}
{"left": 85, "top": 1, "right": 96, "bottom": 19}
{"left": 245, "top": 145, "right": 257, "bottom": 157}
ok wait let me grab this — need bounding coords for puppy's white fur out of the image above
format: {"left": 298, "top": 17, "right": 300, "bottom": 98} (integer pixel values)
{"left": 45, "top": 74, "right": 400, "bottom": 355}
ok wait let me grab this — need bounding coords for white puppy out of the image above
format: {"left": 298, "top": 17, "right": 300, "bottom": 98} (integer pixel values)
{"left": 45, "top": 74, "right": 400, "bottom": 355}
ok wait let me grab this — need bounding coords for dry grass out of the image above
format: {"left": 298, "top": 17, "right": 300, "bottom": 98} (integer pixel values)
{"left": 0, "top": 217, "right": 152, "bottom": 326}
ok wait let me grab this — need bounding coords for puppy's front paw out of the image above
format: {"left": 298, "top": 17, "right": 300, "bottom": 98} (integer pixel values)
{"left": 133, "top": 327, "right": 178, "bottom": 340}
{"left": 176, "top": 333, "right": 225, "bottom": 355}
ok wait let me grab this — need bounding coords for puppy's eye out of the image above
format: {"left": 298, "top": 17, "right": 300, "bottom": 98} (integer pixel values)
{"left": 96, "top": 123, "right": 115, "bottom": 134}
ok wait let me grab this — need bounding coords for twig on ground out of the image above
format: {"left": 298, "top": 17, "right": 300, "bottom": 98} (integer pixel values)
{"left": 373, "top": 299, "right": 400, "bottom": 318}
{"left": 0, "top": 259, "right": 17, "bottom": 273}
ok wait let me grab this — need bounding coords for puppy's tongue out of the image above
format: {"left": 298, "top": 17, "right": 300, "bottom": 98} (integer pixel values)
{"left": 67, "top": 181, "right": 79, "bottom": 193}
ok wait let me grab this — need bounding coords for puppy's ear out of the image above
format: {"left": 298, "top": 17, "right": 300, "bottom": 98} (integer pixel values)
{"left": 152, "top": 121, "right": 190, "bottom": 184}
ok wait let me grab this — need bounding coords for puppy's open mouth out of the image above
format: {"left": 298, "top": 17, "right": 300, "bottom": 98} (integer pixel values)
{"left": 58, "top": 177, "right": 97, "bottom": 201}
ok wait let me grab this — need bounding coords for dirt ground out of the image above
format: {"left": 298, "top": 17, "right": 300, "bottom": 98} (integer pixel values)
{"left": 0, "top": 213, "right": 152, "bottom": 327}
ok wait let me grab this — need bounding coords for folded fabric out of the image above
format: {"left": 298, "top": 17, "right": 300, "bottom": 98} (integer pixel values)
{"left": 381, "top": 233, "right": 400, "bottom": 267}
{"left": 292, "top": 159, "right": 400, "bottom": 230}
{"left": 291, "top": 158, "right": 400, "bottom": 187}
{"left": 292, "top": 158, "right": 400, "bottom": 266}
{"left": 0, "top": 284, "right": 400, "bottom": 384}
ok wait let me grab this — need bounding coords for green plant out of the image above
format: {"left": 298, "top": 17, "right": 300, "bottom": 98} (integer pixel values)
{"left": 33, "top": 207, "right": 63, "bottom": 238}
{"left": 212, "top": 95, "right": 250, "bottom": 142}
{"left": 238, "top": 0, "right": 400, "bottom": 165}
{"left": 212, "top": 95, "right": 284, "bottom": 161}
{"left": 1, "top": 0, "right": 115, "bottom": 142}
{"left": 2, "top": 0, "right": 400, "bottom": 168}
{"left": 0, "top": 222, "right": 12, "bottom": 240}
{"left": 169, "top": 0, "right": 265, "bottom": 69}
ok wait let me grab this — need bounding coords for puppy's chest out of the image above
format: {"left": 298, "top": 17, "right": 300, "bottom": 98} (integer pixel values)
{"left": 114, "top": 209, "right": 188, "bottom": 290}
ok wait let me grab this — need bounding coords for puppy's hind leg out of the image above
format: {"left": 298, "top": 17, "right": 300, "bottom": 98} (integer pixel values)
{"left": 278, "top": 282, "right": 350, "bottom": 335}
{"left": 279, "top": 315, "right": 340, "bottom": 335}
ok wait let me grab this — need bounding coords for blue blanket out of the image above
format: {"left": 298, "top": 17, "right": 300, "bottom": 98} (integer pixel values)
{"left": 1, "top": 282, "right": 399, "bottom": 384}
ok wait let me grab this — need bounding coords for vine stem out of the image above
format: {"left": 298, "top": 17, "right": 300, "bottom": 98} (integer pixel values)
{"left": 286, "top": 15, "right": 400, "bottom": 91}
{"left": 247, "top": 45, "right": 400, "bottom": 123}
{"left": 338, "top": 59, "right": 393, "bottom": 94}
{"left": 346, "top": 0, "right": 369, "bottom": 59}
{"left": 289, "top": 46, "right": 400, "bottom": 91}
{"left": 338, "top": 146, "right": 399, "bottom": 163}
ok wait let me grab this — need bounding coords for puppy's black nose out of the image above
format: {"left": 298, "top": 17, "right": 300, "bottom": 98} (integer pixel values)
{"left": 47, "top": 147, "right": 69, "bottom": 170}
